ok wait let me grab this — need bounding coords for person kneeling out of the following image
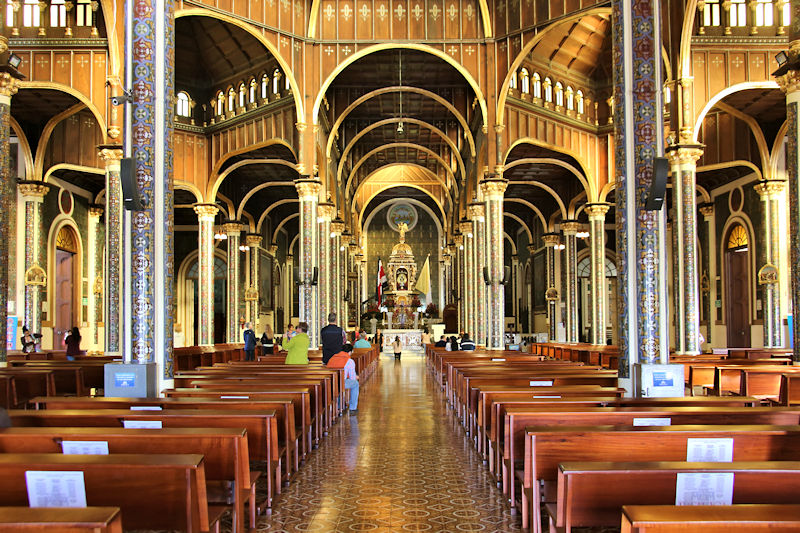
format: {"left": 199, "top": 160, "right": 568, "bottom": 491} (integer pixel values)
{"left": 327, "top": 344, "right": 360, "bottom": 415}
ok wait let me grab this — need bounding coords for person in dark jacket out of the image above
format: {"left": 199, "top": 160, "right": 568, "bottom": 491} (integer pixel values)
{"left": 320, "top": 312, "right": 345, "bottom": 365}
{"left": 64, "top": 327, "right": 82, "bottom": 360}
{"left": 460, "top": 333, "right": 476, "bottom": 351}
{"left": 242, "top": 322, "right": 256, "bottom": 361}
{"left": 434, "top": 335, "right": 447, "bottom": 347}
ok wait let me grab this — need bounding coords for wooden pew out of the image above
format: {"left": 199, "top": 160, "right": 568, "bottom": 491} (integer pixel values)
{"left": 621, "top": 504, "right": 800, "bottom": 532}
{"left": 0, "top": 426, "right": 250, "bottom": 533}
{"left": 0, "top": 453, "right": 218, "bottom": 532}
{"left": 0, "top": 369, "right": 55, "bottom": 407}
{"left": 551, "top": 461, "right": 800, "bottom": 532}
{"left": 779, "top": 373, "right": 800, "bottom": 406}
{"left": 0, "top": 507, "right": 123, "bottom": 533}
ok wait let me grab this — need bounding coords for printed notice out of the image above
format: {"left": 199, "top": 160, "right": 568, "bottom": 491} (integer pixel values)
{"left": 130, "top": 406, "right": 162, "bottom": 411}
{"left": 61, "top": 441, "right": 109, "bottom": 455}
{"left": 652, "top": 372, "right": 674, "bottom": 387}
{"left": 675, "top": 472, "right": 734, "bottom": 506}
{"left": 114, "top": 373, "right": 136, "bottom": 388}
{"left": 491, "top": 358, "right": 506, "bottom": 362}
{"left": 220, "top": 395, "right": 249, "bottom": 399}
{"left": 686, "top": 438, "right": 734, "bottom": 462}
{"left": 25, "top": 471, "right": 87, "bottom": 508}
{"left": 533, "top": 395, "right": 561, "bottom": 399}
{"left": 633, "top": 418, "right": 672, "bottom": 427}
{"left": 123, "top": 420, "right": 162, "bottom": 429}
{"left": 529, "top": 380, "right": 553, "bottom": 387}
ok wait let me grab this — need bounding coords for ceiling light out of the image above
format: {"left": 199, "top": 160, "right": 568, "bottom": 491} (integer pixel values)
{"left": 239, "top": 244, "right": 249, "bottom": 252}
{"left": 397, "top": 121, "right": 404, "bottom": 134}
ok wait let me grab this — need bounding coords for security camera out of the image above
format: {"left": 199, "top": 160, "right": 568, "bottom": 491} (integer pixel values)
{"left": 110, "top": 90, "right": 133, "bottom": 106}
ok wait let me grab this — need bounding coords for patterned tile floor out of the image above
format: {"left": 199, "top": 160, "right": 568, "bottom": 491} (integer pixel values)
{"left": 255, "top": 352, "right": 522, "bottom": 532}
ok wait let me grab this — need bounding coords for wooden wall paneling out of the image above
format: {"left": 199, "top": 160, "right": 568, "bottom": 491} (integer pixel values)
{"left": 91, "top": 53, "right": 107, "bottom": 118}
{"left": 551, "top": 0, "right": 565, "bottom": 20}
{"left": 392, "top": 0, "right": 410, "bottom": 40}
{"left": 294, "top": 0, "right": 307, "bottom": 37}
{"left": 266, "top": 0, "right": 279, "bottom": 29}
{"left": 748, "top": 52, "right": 768, "bottom": 82}
{"left": 495, "top": 0, "right": 506, "bottom": 37}
{"left": 216, "top": 0, "right": 231, "bottom": 15}
{"left": 52, "top": 53, "right": 71, "bottom": 87}
{"left": 408, "top": 0, "right": 426, "bottom": 39}
{"left": 33, "top": 53, "right": 51, "bottom": 83}
{"left": 355, "top": 0, "right": 373, "bottom": 39}
{"left": 693, "top": 52, "right": 708, "bottom": 127}
{"left": 507, "top": 0, "right": 520, "bottom": 33}
{"left": 73, "top": 53, "right": 92, "bottom": 99}
{"left": 520, "top": 0, "right": 535, "bottom": 29}
{"left": 718, "top": 114, "right": 734, "bottom": 162}
{"left": 336, "top": 0, "right": 354, "bottom": 40}
{"left": 707, "top": 53, "right": 727, "bottom": 107}
{"left": 565, "top": 0, "right": 580, "bottom": 17}
{"left": 175, "top": 133, "right": 186, "bottom": 181}
{"left": 375, "top": 1, "right": 392, "bottom": 39}
{"left": 249, "top": 0, "right": 265, "bottom": 26}
{"left": 727, "top": 52, "right": 745, "bottom": 86}
{"left": 535, "top": 0, "right": 548, "bottom": 26}
{"left": 706, "top": 113, "right": 720, "bottom": 165}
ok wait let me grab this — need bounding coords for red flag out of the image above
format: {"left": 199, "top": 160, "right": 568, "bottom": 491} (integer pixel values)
{"left": 377, "top": 259, "right": 387, "bottom": 305}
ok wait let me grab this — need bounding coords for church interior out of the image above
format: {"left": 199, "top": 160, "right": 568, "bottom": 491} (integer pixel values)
{"left": 1, "top": 0, "right": 800, "bottom": 530}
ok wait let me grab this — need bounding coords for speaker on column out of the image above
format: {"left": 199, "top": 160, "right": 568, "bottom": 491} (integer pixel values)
{"left": 482, "top": 267, "right": 490, "bottom": 285}
{"left": 120, "top": 157, "right": 144, "bottom": 211}
{"left": 645, "top": 157, "right": 669, "bottom": 211}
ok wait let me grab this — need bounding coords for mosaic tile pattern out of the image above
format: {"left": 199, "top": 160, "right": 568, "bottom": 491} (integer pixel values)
{"left": 256, "top": 354, "right": 522, "bottom": 532}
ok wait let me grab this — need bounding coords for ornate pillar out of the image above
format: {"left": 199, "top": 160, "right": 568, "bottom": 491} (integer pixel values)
{"left": 295, "top": 178, "right": 321, "bottom": 346}
{"left": 469, "top": 202, "right": 487, "bottom": 346}
{"left": 340, "top": 231, "right": 352, "bottom": 323}
{"left": 481, "top": 177, "right": 508, "bottom": 349}
{"left": 613, "top": 0, "right": 668, "bottom": 383}
{"left": 454, "top": 233, "right": 465, "bottom": 333}
{"left": 193, "top": 204, "right": 217, "bottom": 346}
{"left": 18, "top": 181, "right": 49, "bottom": 339}
{"left": 527, "top": 244, "right": 537, "bottom": 335}
{"left": 223, "top": 222, "right": 242, "bottom": 343}
{"left": 459, "top": 219, "right": 475, "bottom": 338}
{"left": 542, "top": 233, "right": 561, "bottom": 342}
{"left": 129, "top": 0, "right": 176, "bottom": 380}
{"left": 511, "top": 254, "right": 520, "bottom": 329}
{"left": 667, "top": 144, "right": 704, "bottom": 354}
{"left": 586, "top": 204, "right": 610, "bottom": 345}
{"left": 317, "top": 200, "right": 335, "bottom": 326}
{"left": 286, "top": 253, "right": 294, "bottom": 321}
{"left": 330, "top": 218, "right": 344, "bottom": 324}
{"left": 98, "top": 145, "right": 123, "bottom": 356}
{"left": 699, "top": 203, "right": 716, "bottom": 347}
{"left": 87, "top": 205, "right": 104, "bottom": 351}
{"left": 755, "top": 180, "right": 785, "bottom": 348}
{"left": 245, "top": 234, "right": 261, "bottom": 328}
{"left": 562, "top": 221, "right": 580, "bottom": 343}
{"left": 0, "top": 66, "right": 22, "bottom": 361}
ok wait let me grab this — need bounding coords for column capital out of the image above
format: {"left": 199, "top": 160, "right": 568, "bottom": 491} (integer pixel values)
{"left": 442, "top": 255, "right": 451, "bottom": 266}
{"left": 97, "top": 144, "right": 124, "bottom": 162}
{"left": 584, "top": 203, "right": 610, "bottom": 219}
{"left": 494, "top": 123, "right": 505, "bottom": 133}
{"left": 17, "top": 180, "right": 49, "bottom": 199}
{"left": 193, "top": 203, "right": 219, "bottom": 220}
{"left": 453, "top": 233, "right": 464, "bottom": 246}
{"left": 295, "top": 178, "right": 322, "bottom": 199}
{"left": 459, "top": 219, "right": 473, "bottom": 235}
{"left": 776, "top": 68, "right": 800, "bottom": 94}
{"left": 561, "top": 220, "right": 581, "bottom": 235}
{"left": 268, "top": 243, "right": 278, "bottom": 255}
{"left": 665, "top": 143, "right": 704, "bottom": 165}
{"left": 245, "top": 234, "right": 262, "bottom": 248}
{"left": 754, "top": 179, "right": 786, "bottom": 197}
{"left": 222, "top": 221, "right": 243, "bottom": 234}
{"left": 467, "top": 201, "right": 485, "bottom": 220}
{"left": 511, "top": 254, "right": 519, "bottom": 265}
{"left": 527, "top": 244, "right": 537, "bottom": 254}
{"left": 348, "top": 242, "right": 360, "bottom": 256}
{"left": 542, "top": 233, "right": 561, "bottom": 247}
{"left": 339, "top": 231, "right": 352, "bottom": 245}
{"left": 698, "top": 202, "right": 714, "bottom": 218}
{"left": 0, "top": 68, "right": 23, "bottom": 102}
{"left": 317, "top": 201, "right": 335, "bottom": 221}
{"left": 479, "top": 177, "right": 508, "bottom": 199}
{"left": 295, "top": 121, "right": 307, "bottom": 132}
{"left": 330, "top": 218, "right": 345, "bottom": 235}
{"left": 88, "top": 204, "right": 104, "bottom": 219}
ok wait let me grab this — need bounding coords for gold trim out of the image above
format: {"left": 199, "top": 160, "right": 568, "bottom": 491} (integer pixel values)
{"left": 193, "top": 203, "right": 219, "bottom": 219}
{"left": 24, "top": 265, "right": 46, "bottom": 287}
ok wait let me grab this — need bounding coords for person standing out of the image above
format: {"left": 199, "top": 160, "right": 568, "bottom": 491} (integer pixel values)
{"left": 283, "top": 322, "right": 310, "bottom": 365}
{"left": 21, "top": 327, "right": 36, "bottom": 354}
{"left": 327, "top": 344, "right": 360, "bottom": 414}
{"left": 320, "top": 312, "right": 345, "bottom": 365}
{"left": 421, "top": 328, "right": 431, "bottom": 346}
{"left": 64, "top": 327, "right": 82, "bottom": 360}
{"left": 242, "top": 322, "right": 256, "bottom": 361}
{"left": 392, "top": 336, "right": 403, "bottom": 359}
{"left": 260, "top": 324, "right": 274, "bottom": 356}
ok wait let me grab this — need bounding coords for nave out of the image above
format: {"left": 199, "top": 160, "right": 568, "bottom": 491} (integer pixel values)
{"left": 257, "top": 353, "right": 520, "bottom": 533}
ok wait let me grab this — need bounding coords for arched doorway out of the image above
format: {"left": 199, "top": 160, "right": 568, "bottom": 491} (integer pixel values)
{"left": 186, "top": 255, "right": 227, "bottom": 345}
{"left": 724, "top": 223, "right": 751, "bottom": 347}
{"left": 577, "top": 253, "right": 618, "bottom": 345}
{"left": 55, "top": 225, "right": 80, "bottom": 341}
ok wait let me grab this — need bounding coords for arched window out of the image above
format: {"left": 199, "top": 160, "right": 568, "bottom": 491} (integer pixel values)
{"left": 576, "top": 90, "right": 585, "bottom": 114}
{"left": 755, "top": 0, "right": 773, "bottom": 25}
{"left": 543, "top": 77, "right": 552, "bottom": 102}
{"left": 238, "top": 83, "right": 246, "bottom": 108}
{"left": 23, "top": 0, "right": 39, "bottom": 27}
{"left": 730, "top": 0, "right": 747, "bottom": 26}
{"left": 532, "top": 73, "right": 542, "bottom": 99}
{"left": 565, "top": 85, "right": 574, "bottom": 110}
{"left": 76, "top": 0, "right": 92, "bottom": 26}
{"left": 261, "top": 74, "right": 269, "bottom": 99}
{"left": 703, "top": 0, "right": 721, "bottom": 25}
{"left": 216, "top": 91, "right": 224, "bottom": 116}
{"left": 50, "top": 0, "right": 66, "bottom": 27}
{"left": 249, "top": 79, "right": 257, "bottom": 103}
{"left": 555, "top": 82, "right": 564, "bottom": 107}
{"left": 273, "top": 69, "right": 282, "bottom": 95}
{"left": 509, "top": 70, "right": 518, "bottom": 89}
{"left": 176, "top": 92, "right": 190, "bottom": 117}
{"left": 727, "top": 224, "right": 749, "bottom": 250}
{"left": 227, "top": 87, "right": 235, "bottom": 112}
{"left": 520, "top": 68, "right": 530, "bottom": 94}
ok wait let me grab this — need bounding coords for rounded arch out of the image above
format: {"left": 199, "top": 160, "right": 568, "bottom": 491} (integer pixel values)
{"left": 176, "top": 247, "right": 227, "bottom": 346}
{"left": 693, "top": 81, "right": 781, "bottom": 141}
{"left": 207, "top": 139, "right": 298, "bottom": 201}
{"left": 43, "top": 164, "right": 104, "bottom": 183}
{"left": 697, "top": 160, "right": 763, "bottom": 181}
{"left": 506, "top": 180, "right": 568, "bottom": 220}
{"left": 19, "top": 82, "right": 107, "bottom": 140}
{"left": 174, "top": 180, "right": 204, "bottom": 203}
{"left": 503, "top": 198, "right": 549, "bottom": 232}
{"left": 568, "top": 191, "right": 588, "bottom": 218}
{"left": 503, "top": 233, "right": 517, "bottom": 255}
{"left": 351, "top": 165, "right": 451, "bottom": 216}
{"left": 46, "top": 216, "right": 84, "bottom": 337}
{"left": 598, "top": 180, "right": 617, "bottom": 203}
{"left": 720, "top": 213, "right": 758, "bottom": 322}
{"left": 313, "top": 43, "right": 488, "bottom": 128}
{"left": 176, "top": 9, "right": 304, "bottom": 118}
{"left": 362, "top": 198, "right": 444, "bottom": 248}
{"left": 503, "top": 212, "right": 533, "bottom": 241}
{"left": 256, "top": 198, "right": 300, "bottom": 234}
{"left": 272, "top": 212, "right": 299, "bottom": 243}
{"left": 9, "top": 116, "right": 34, "bottom": 180}
{"left": 504, "top": 137, "right": 595, "bottom": 199}
{"left": 235, "top": 180, "right": 297, "bottom": 221}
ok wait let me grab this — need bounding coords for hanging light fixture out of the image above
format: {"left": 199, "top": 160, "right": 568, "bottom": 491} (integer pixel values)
{"left": 213, "top": 211, "right": 227, "bottom": 240}
{"left": 239, "top": 244, "right": 250, "bottom": 252}
{"left": 397, "top": 50, "right": 404, "bottom": 135}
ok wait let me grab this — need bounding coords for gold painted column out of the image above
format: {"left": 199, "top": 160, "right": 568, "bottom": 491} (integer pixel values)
{"left": 224, "top": 222, "right": 243, "bottom": 343}
{"left": 586, "top": 204, "right": 610, "bottom": 345}
{"left": 469, "top": 202, "right": 487, "bottom": 346}
{"left": 98, "top": 145, "right": 123, "bottom": 356}
{"left": 87, "top": 205, "right": 104, "bottom": 351}
{"left": 699, "top": 203, "right": 716, "bottom": 347}
{"left": 562, "top": 221, "right": 580, "bottom": 343}
{"left": 18, "top": 181, "right": 49, "bottom": 338}
{"left": 755, "top": 180, "right": 786, "bottom": 348}
{"left": 317, "top": 200, "right": 335, "bottom": 327}
{"left": 527, "top": 244, "right": 537, "bottom": 334}
{"left": 454, "top": 233, "right": 464, "bottom": 333}
{"left": 481, "top": 177, "right": 508, "bottom": 349}
{"left": 542, "top": 233, "right": 561, "bottom": 342}
{"left": 330, "top": 218, "right": 344, "bottom": 324}
{"left": 193, "top": 204, "right": 218, "bottom": 346}
{"left": 460, "top": 219, "right": 475, "bottom": 339}
{"left": 340, "top": 231, "right": 352, "bottom": 324}
{"left": 295, "top": 178, "right": 321, "bottom": 347}
{"left": 245, "top": 233, "right": 261, "bottom": 329}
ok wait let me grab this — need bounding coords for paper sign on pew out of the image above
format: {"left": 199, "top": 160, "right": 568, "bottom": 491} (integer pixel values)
{"left": 686, "top": 438, "right": 734, "bottom": 462}
{"left": 675, "top": 472, "right": 734, "bottom": 506}
{"left": 26, "top": 471, "right": 87, "bottom": 508}
{"left": 533, "top": 395, "right": 561, "bottom": 399}
{"left": 61, "top": 441, "right": 109, "bottom": 455}
{"left": 529, "top": 380, "right": 553, "bottom": 387}
{"left": 122, "top": 420, "right": 162, "bottom": 429}
{"left": 130, "top": 406, "right": 162, "bottom": 411}
{"left": 633, "top": 418, "right": 672, "bottom": 426}
{"left": 220, "top": 395, "right": 250, "bottom": 399}
{"left": 491, "top": 358, "right": 506, "bottom": 362}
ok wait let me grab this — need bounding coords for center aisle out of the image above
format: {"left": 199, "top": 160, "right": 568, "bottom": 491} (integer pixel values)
{"left": 257, "top": 352, "right": 521, "bottom": 532}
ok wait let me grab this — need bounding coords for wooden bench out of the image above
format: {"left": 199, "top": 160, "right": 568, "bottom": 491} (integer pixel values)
{"left": 550, "top": 461, "right": 800, "bottom": 532}
{"left": 621, "top": 504, "right": 800, "bottom": 532}
{"left": 779, "top": 373, "right": 800, "bottom": 406}
{"left": 0, "top": 507, "right": 123, "bottom": 532}
{"left": 0, "top": 453, "right": 219, "bottom": 532}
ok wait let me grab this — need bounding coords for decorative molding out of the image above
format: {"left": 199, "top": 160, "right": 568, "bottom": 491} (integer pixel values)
{"left": 193, "top": 203, "right": 219, "bottom": 219}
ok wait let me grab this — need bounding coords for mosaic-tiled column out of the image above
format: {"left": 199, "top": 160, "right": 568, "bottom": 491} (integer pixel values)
{"left": 286, "top": 254, "right": 294, "bottom": 320}
{"left": 459, "top": 220, "right": 475, "bottom": 338}
{"left": 562, "top": 221, "right": 580, "bottom": 343}
{"left": 666, "top": 145, "right": 704, "bottom": 354}
{"left": 193, "top": 204, "right": 217, "bottom": 346}
{"left": 0, "top": 67, "right": 21, "bottom": 361}
{"left": 699, "top": 203, "right": 715, "bottom": 347}
{"left": 98, "top": 145, "right": 123, "bottom": 356}
{"left": 245, "top": 234, "right": 261, "bottom": 328}
{"left": 586, "top": 204, "right": 610, "bottom": 345}
{"left": 317, "top": 200, "right": 335, "bottom": 327}
{"left": 340, "top": 231, "right": 352, "bottom": 323}
{"left": 469, "top": 202, "right": 487, "bottom": 346}
{"left": 481, "top": 177, "right": 508, "bottom": 349}
{"left": 87, "top": 205, "right": 104, "bottom": 351}
{"left": 330, "top": 218, "right": 344, "bottom": 323}
{"left": 542, "top": 233, "right": 561, "bottom": 342}
{"left": 18, "top": 181, "right": 49, "bottom": 339}
{"left": 454, "top": 233, "right": 465, "bottom": 333}
{"left": 511, "top": 254, "right": 520, "bottom": 328}
{"left": 613, "top": 0, "right": 667, "bottom": 380}
{"left": 129, "top": 0, "right": 175, "bottom": 377}
{"left": 295, "top": 178, "right": 321, "bottom": 346}
{"left": 755, "top": 180, "right": 786, "bottom": 348}
{"left": 223, "top": 222, "right": 242, "bottom": 343}
{"left": 527, "top": 244, "right": 537, "bottom": 334}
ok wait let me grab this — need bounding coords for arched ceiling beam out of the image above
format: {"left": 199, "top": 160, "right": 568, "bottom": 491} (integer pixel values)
{"left": 506, "top": 179, "right": 568, "bottom": 220}
{"left": 504, "top": 198, "right": 548, "bottom": 232}
{"left": 256, "top": 198, "right": 300, "bottom": 234}
{"left": 504, "top": 212, "right": 533, "bottom": 242}
{"left": 208, "top": 140, "right": 297, "bottom": 201}
{"left": 351, "top": 166, "right": 449, "bottom": 220}
{"left": 692, "top": 81, "right": 780, "bottom": 141}
{"left": 9, "top": 116, "right": 33, "bottom": 180}
{"left": 714, "top": 101, "right": 770, "bottom": 175}
{"left": 20, "top": 81, "right": 107, "bottom": 141}
{"left": 235, "top": 180, "right": 297, "bottom": 221}
{"left": 35, "top": 103, "right": 89, "bottom": 179}
{"left": 272, "top": 212, "right": 299, "bottom": 244}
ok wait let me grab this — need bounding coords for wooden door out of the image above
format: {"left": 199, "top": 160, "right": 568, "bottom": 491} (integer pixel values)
{"left": 725, "top": 249, "right": 751, "bottom": 347}
{"left": 55, "top": 249, "right": 74, "bottom": 339}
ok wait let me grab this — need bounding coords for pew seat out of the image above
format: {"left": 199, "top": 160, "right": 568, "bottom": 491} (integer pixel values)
{"left": 0, "top": 506, "right": 123, "bottom": 532}
{"left": 621, "top": 504, "right": 800, "bottom": 532}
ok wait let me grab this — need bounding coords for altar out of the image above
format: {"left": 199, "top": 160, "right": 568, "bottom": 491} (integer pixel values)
{"left": 381, "top": 329, "right": 424, "bottom": 353}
